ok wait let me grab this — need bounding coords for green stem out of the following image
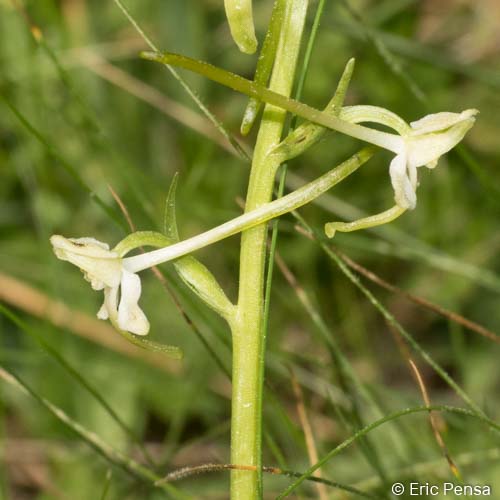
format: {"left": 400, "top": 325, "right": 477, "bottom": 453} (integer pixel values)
{"left": 231, "top": 2, "right": 308, "bottom": 498}
{"left": 241, "top": 0, "right": 287, "bottom": 135}
{"left": 122, "top": 148, "right": 373, "bottom": 273}
{"left": 259, "top": 0, "right": 326, "bottom": 491}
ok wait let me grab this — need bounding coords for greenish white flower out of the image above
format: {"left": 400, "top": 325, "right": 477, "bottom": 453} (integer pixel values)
{"left": 340, "top": 107, "right": 478, "bottom": 209}
{"left": 50, "top": 235, "right": 149, "bottom": 336}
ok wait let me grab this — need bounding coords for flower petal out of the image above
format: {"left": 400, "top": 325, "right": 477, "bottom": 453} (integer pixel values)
{"left": 97, "top": 300, "right": 109, "bottom": 320}
{"left": 117, "top": 270, "right": 150, "bottom": 336}
{"left": 50, "top": 235, "right": 122, "bottom": 289}
{"left": 407, "top": 110, "right": 477, "bottom": 169}
{"left": 389, "top": 152, "right": 416, "bottom": 210}
{"left": 410, "top": 111, "right": 474, "bottom": 135}
{"left": 97, "top": 286, "right": 118, "bottom": 321}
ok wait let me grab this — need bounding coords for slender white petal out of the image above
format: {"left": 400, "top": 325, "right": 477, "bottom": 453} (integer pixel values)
{"left": 409, "top": 109, "right": 477, "bottom": 135}
{"left": 117, "top": 270, "right": 150, "bottom": 336}
{"left": 97, "top": 299, "right": 109, "bottom": 320}
{"left": 389, "top": 151, "right": 416, "bottom": 210}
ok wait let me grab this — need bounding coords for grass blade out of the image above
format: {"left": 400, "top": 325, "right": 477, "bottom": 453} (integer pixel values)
{"left": 0, "top": 365, "right": 189, "bottom": 500}
{"left": 0, "top": 304, "right": 156, "bottom": 465}
{"left": 113, "top": 0, "right": 250, "bottom": 162}
{"left": 276, "top": 405, "right": 500, "bottom": 497}
{"left": 293, "top": 215, "right": 494, "bottom": 420}
{"left": 0, "top": 94, "right": 125, "bottom": 230}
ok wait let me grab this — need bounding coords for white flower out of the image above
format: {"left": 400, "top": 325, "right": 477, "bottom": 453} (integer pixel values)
{"left": 340, "top": 107, "right": 478, "bottom": 210}
{"left": 392, "top": 109, "right": 478, "bottom": 209}
{"left": 50, "top": 235, "right": 150, "bottom": 336}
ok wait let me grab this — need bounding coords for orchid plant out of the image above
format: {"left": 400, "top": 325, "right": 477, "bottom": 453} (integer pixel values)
{"left": 51, "top": 1, "right": 477, "bottom": 498}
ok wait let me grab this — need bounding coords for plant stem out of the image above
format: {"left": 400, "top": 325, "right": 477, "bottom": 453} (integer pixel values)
{"left": 122, "top": 148, "right": 373, "bottom": 273}
{"left": 230, "top": 2, "right": 308, "bottom": 498}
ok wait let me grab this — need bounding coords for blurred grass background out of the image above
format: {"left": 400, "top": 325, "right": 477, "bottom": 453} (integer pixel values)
{"left": 0, "top": 0, "right": 499, "bottom": 498}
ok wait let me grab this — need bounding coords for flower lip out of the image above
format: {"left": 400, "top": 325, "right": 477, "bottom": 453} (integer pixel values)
{"left": 117, "top": 269, "right": 150, "bottom": 335}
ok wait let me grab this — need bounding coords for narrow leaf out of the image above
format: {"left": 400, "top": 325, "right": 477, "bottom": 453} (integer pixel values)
{"left": 164, "top": 173, "right": 181, "bottom": 241}
{"left": 117, "top": 329, "right": 184, "bottom": 360}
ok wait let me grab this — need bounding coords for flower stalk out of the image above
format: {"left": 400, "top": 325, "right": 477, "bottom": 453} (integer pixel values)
{"left": 121, "top": 148, "right": 374, "bottom": 273}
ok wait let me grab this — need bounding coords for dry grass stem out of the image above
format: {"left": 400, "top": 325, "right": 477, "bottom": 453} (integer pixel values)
{"left": 0, "top": 271, "right": 179, "bottom": 374}
{"left": 290, "top": 369, "right": 329, "bottom": 500}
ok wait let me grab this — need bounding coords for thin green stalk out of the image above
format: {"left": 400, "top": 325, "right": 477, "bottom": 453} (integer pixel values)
{"left": 230, "top": 2, "right": 309, "bottom": 498}
{"left": 257, "top": 166, "right": 286, "bottom": 490}
{"left": 122, "top": 148, "right": 374, "bottom": 273}
{"left": 99, "top": 470, "right": 113, "bottom": 500}
{"left": 141, "top": 51, "right": 402, "bottom": 152}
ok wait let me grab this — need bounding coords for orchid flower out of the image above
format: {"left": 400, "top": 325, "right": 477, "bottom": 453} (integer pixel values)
{"left": 339, "top": 106, "right": 478, "bottom": 209}
{"left": 50, "top": 235, "right": 149, "bottom": 336}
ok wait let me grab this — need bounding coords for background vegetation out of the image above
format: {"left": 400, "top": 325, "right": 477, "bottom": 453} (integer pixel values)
{"left": 1, "top": 0, "right": 499, "bottom": 498}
